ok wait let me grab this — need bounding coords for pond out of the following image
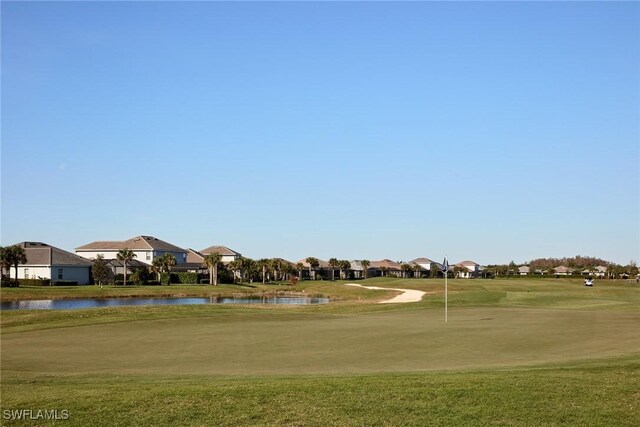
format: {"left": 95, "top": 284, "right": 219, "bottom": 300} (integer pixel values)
{"left": 0, "top": 296, "right": 330, "bottom": 311}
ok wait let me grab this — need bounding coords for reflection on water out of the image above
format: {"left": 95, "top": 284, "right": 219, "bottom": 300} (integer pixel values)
{"left": 0, "top": 296, "right": 330, "bottom": 311}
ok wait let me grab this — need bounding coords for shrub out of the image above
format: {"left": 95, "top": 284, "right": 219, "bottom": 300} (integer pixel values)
{"left": 53, "top": 280, "right": 78, "bottom": 286}
{"left": 17, "top": 278, "right": 51, "bottom": 286}
{"left": 200, "top": 278, "right": 209, "bottom": 284}
{"left": 174, "top": 272, "right": 198, "bottom": 284}
{"left": 144, "top": 280, "right": 161, "bottom": 286}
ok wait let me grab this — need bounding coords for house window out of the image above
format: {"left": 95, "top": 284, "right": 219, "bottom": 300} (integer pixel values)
{"left": 24, "top": 268, "right": 29, "bottom": 279}
{"left": 58, "top": 268, "right": 63, "bottom": 280}
{"left": 146, "top": 252, "right": 151, "bottom": 261}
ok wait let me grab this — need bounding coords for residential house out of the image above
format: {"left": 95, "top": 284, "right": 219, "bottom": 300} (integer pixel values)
{"left": 553, "top": 266, "right": 574, "bottom": 276}
{"left": 410, "top": 257, "right": 439, "bottom": 277}
{"left": 348, "top": 260, "right": 377, "bottom": 279}
{"left": 199, "top": 245, "right": 241, "bottom": 264}
{"left": 518, "top": 266, "right": 530, "bottom": 276}
{"left": 75, "top": 235, "right": 187, "bottom": 266}
{"left": 371, "top": 259, "right": 402, "bottom": 277}
{"left": 8, "top": 242, "right": 92, "bottom": 284}
{"left": 296, "top": 258, "right": 330, "bottom": 280}
{"left": 454, "top": 260, "right": 484, "bottom": 278}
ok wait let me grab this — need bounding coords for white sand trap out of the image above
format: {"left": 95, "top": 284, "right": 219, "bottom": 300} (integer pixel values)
{"left": 345, "top": 283, "right": 426, "bottom": 304}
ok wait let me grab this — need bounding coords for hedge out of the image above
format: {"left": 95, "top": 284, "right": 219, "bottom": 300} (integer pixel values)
{"left": 160, "top": 272, "right": 199, "bottom": 285}
{"left": 17, "top": 278, "right": 51, "bottom": 286}
{"left": 53, "top": 280, "right": 78, "bottom": 286}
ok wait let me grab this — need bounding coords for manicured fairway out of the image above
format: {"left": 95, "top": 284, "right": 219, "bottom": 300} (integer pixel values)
{"left": 1, "top": 278, "right": 639, "bottom": 425}
{"left": 2, "top": 307, "right": 639, "bottom": 376}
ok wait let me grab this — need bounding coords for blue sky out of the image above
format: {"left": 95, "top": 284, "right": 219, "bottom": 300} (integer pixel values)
{"left": 2, "top": 1, "right": 638, "bottom": 265}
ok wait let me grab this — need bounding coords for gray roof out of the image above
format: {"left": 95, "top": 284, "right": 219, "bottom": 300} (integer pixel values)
{"left": 15, "top": 242, "right": 93, "bottom": 267}
{"left": 76, "top": 235, "right": 186, "bottom": 252}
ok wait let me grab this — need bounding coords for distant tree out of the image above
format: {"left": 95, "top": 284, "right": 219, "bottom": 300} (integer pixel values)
{"left": 306, "top": 257, "right": 319, "bottom": 280}
{"left": 203, "top": 252, "right": 223, "bottom": 286}
{"left": 92, "top": 254, "right": 111, "bottom": 287}
{"left": 0, "top": 246, "right": 7, "bottom": 287}
{"left": 401, "top": 263, "right": 412, "bottom": 278}
{"left": 339, "top": 260, "right": 351, "bottom": 280}
{"left": 380, "top": 266, "right": 388, "bottom": 277}
{"left": 508, "top": 261, "right": 518, "bottom": 276}
{"left": 258, "top": 258, "right": 269, "bottom": 284}
{"left": 3, "top": 245, "right": 28, "bottom": 286}
{"left": 453, "top": 265, "right": 466, "bottom": 278}
{"left": 159, "top": 254, "right": 176, "bottom": 285}
{"left": 151, "top": 257, "right": 164, "bottom": 282}
{"left": 412, "top": 263, "right": 422, "bottom": 278}
{"left": 116, "top": 248, "right": 136, "bottom": 286}
{"left": 430, "top": 264, "right": 440, "bottom": 278}
{"left": 269, "top": 258, "right": 282, "bottom": 282}
{"left": 328, "top": 258, "right": 339, "bottom": 281}
{"left": 295, "top": 262, "right": 304, "bottom": 281}
{"left": 361, "top": 260, "right": 370, "bottom": 279}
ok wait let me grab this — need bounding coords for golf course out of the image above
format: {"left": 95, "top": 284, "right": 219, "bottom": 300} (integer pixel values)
{"left": 1, "top": 277, "right": 639, "bottom": 426}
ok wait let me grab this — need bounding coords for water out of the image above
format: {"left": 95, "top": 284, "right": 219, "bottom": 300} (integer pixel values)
{"left": 0, "top": 296, "right": 330, "bottom": 311}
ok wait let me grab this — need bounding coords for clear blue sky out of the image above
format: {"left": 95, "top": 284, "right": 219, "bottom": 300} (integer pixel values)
{"left": 2, "top": 1, "right": 638, "bottom": 265}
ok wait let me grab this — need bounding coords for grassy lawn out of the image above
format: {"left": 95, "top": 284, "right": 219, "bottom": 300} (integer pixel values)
{"left": 1, "top": 278, "right": 639, "bottom": 425}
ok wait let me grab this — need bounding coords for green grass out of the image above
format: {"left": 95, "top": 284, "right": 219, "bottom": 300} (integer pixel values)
{"left": 1, "top": 278, "right": 639, "bottom": 425}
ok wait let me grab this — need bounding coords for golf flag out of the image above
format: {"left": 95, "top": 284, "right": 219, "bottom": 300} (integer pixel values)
{"left": 443, "top": 257, "right": 449, "bottom": 323}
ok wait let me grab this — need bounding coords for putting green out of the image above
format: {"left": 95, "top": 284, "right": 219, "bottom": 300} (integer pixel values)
{"left": 3, "top": 306, "right": 638, "bottom": 377}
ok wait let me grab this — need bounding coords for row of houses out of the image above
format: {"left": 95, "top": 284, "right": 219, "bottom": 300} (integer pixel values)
{"left": 516, "top": 265, "right": 609, "bottom": 277}
{"left": 4, "top": 235, "right": 487, "bottom": 284}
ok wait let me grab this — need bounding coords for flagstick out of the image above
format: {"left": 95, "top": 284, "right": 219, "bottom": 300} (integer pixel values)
{"left": 445, "top": 269, "right": 448, "bottom": 324}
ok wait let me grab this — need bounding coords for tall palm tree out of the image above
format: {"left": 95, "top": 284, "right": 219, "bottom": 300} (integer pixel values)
{"left": 258, "top": 258, "right": 269, "bottom": 284}
{"left": 296, "top": 262, "right": 304, "bottom": 281}
{"left": 117, "top": 248, "right": 136, "bottom": 286}
{"left": 161, "top": 254, "right": 176, "bottom": 285}
{"left": 413, "top": 263, "right": 422, "bottom": 278}
{"left": 203, "top": 252, "right": 223, "bottom": 286}
{"left": 151, "top": 257, "right": 164, "bottom": 282}
{"left": 328, "top": 258, "right": 339, "bottom": 281}
{"left": 339, "top": 260, "right": 351, "bottom": 280}
{"left": 4, "top": 245, "right": 28, "bottom": 286}
{"left": 0, "top": 246, "right": 7, "bottom": 287}
{"left": 361, "top": 260, "right": 370, "bottom": 279}
{"left": 269, "top": 258, "right": 282, "bottom": 282}
{"left": 305, "top": 257, "right": 319, "bottom": 280}
{"left": 401, "top": 263, "right": 412, "bottom": 278}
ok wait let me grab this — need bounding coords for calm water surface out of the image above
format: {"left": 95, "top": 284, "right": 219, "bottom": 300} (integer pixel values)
{"left": 0, "top": 296, "right": 330, "bottom": 311}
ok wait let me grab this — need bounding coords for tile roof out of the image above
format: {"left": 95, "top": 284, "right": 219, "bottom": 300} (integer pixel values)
{"left": 296, "top": 258, "right": 330, "bottom": 268}
{"left": 15, "top": 242, "right": 93, "bottom": 267}
{"left": 186, "top": 249, "right": 205, "bottom": 263}
{"left": 410, "top": 257, "right": 434, "bottom": 264}
{"left": 76, "top": 235, "right": 185, "bottom": 252}
{"left": 200, "top": 245, "right": 241, "bottom": 257}
{"left": 370, "top": 259, "right": 402, "bottom": 270}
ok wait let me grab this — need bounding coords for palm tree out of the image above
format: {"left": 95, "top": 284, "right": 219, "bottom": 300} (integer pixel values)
{"left": 161, "top": 254, "right": 176, "bottom": 285}
{"left": 151, "top": 257, "right": 164, "bottom": 282}
{"left": 116, "top": 248, "right": 136, "bottom": 286}
{"left": 4, "top": 245, "right": 27, "bottom": 286}
{"left": 258, "top": 258, "right": 269, "bottom": 284}
{"left": 269, "top": 258, "right": 282, "bottom": 282}
{"left": 296, "top": 262, "right": 304, "bottom": 281}
{"left": 361, "top": 260, "right": 370, "bottom": 279}
{"left": 380, "top": 266, "right": 388, "bottom": 277}
{"left": 305, "top": 257, "right": 319, "bottom": 280}
{"left": 339, "top": 260, "right": 351, "bottom": 280}
{"left": 328, "top": 258, "right": 339, "bottom": 281}
{"left": 412, "top": 263, "right": 422, "bottom": 278}
{"left": 401, "top": 263, "right": 412, "bottom": 278}
{"left": 0, "top": 246, "right": 7, "bottom": 287}
{"left": 203, "top": 252, "right": 223, "bottom": 286}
